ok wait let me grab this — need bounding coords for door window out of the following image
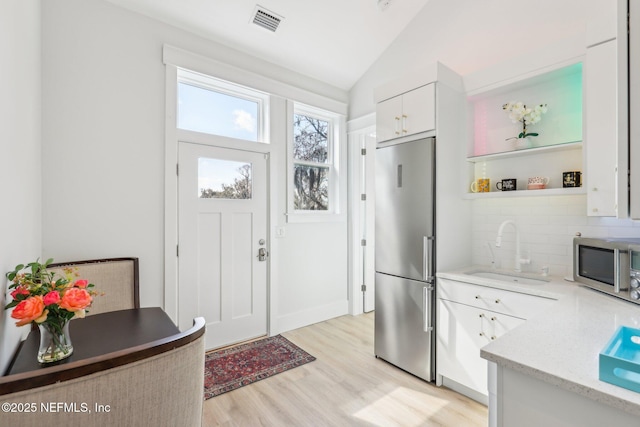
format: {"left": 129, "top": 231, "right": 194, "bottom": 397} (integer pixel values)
{"left": 198, "top": 157, "right": 252, "bottom": 200}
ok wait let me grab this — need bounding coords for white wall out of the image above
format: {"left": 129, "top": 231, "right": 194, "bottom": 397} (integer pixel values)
{"left": 350, "top": 0, "right": 611, "bottom": 119}
{"left": 275, "top": 223, "right": 349, "bottom": 330}
{"left": 0, "top": 0, "right": 42, "bottom": 373}
{"left": 41, "top": 0, "right": 349, "bottom": 334}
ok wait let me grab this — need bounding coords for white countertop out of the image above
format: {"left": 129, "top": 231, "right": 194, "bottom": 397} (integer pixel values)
{"left": 437, "top": 268, "right": 640, "bottom": 416}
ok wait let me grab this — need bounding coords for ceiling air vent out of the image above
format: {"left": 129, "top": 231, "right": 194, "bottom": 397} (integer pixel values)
{"left": 251, "top": 6, "right": 283, "bottom": 32}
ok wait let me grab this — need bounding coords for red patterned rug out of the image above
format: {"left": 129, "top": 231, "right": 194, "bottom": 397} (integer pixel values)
{"left": 203, "top": 335, "right": 316, "bottom": 399}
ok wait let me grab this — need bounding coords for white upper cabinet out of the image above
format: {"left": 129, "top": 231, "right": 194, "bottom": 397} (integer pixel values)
{"left": 582, "top": 0, "right": 629, "bottom": 218}
{"left": 628, "top": 1, "right": 640, "bottom": 219}
{"left": 375, "top": 94, "right": 403, "bottom": 142}
{"left": 376, "top": 83, "right": 435, "bottom": 142}
{"left": 584, "top": 40, "right": 623, "bottom": 217}
{"left": 400, "top": 84, "right": 436, "bottom": 137}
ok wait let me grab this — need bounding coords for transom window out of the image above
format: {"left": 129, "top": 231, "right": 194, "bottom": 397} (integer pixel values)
{"left": 177, "top": 69, "right": 269, "bottom": 143}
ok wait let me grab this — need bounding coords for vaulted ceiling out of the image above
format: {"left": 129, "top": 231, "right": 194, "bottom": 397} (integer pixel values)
{"left": 103, "top": 0, "right": 431, "bottom": 90}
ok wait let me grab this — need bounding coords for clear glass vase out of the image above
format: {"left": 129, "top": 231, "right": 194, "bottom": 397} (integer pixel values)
{"left": 38, "top": 321, "right": 73, "bottom": 363}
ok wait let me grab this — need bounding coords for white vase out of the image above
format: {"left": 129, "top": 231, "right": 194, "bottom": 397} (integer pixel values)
{"left": 514, "top": 137, "right": 531, "bottom": 150}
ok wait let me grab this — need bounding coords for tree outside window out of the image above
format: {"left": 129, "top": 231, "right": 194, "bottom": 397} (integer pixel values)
{"left": 198, "top": 158, "right": 252, "bottom": 200}
{"left": 293, "top": 113, "right": 331, "bottom": 210}
{"left": 200, "top": 164, "right": 252, "bottom": 199}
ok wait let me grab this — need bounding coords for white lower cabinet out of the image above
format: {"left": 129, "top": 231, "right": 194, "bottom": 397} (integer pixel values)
{"left": 436, "top": 277, "right": 555, "bottom": 400}
{"left": 438, "top": 299, "right": 524, "bottom": 396}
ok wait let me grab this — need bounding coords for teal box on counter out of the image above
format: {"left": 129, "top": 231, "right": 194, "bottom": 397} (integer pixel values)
{"left": 600, "top": 326, "right": 640, "bottom": 393}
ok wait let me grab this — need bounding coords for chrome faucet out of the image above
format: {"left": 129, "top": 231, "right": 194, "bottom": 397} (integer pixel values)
{"left": 495, "top": 220, "right": 530, "bottom": 272}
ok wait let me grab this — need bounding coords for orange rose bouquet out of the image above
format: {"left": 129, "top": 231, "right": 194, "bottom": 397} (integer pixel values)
{"left": 4, "top": 258, "right": 99, "bottom": 363}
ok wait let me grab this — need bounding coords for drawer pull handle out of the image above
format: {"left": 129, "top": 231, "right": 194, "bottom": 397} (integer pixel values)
{"left": 479, "top": 332, "right": 484, "bottom": 337}
{"left": 495, "top": 299, "right": 501, "bottom": 304}
{"left": 491, "top": 316, "right": 496, "bottom": 321}
{"left": 479, "top": 313, "right": 484, "bottom": 318}
{"left": 491, "top": 336, "right": 497, "bottom": 340}
{"left": 475, "top": 295, "right": 481, "bottom": 299}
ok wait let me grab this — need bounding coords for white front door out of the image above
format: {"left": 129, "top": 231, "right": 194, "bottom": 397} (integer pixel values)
{"left": 178, "top": 142, "right": 268, "bottom": 350}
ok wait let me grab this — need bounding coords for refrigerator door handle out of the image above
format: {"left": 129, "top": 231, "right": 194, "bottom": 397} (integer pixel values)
{"left": 423, "top": 236, "right": 434, "bottom": 281}
{"left": 423, "top": 285, "right": 434, "bottom": 332}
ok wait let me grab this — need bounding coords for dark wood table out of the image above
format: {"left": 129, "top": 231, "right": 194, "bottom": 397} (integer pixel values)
{"left": 1, "top": 307, "right": 180, "bottom": 394}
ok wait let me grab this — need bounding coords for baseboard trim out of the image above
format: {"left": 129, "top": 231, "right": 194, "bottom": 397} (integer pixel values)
{"left": 441, "top": 376, "right": 489, "bottom": 406}
{"left": 275, "top": 300, "right": 349, "bottom": 334}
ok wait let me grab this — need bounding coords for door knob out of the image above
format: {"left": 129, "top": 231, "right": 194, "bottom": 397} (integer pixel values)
{"left": 258, "top": 247, "right": 269, "bottom": 261}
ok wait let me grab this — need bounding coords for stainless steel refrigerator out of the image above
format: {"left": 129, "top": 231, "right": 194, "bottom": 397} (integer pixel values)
{"left": 374, "top": 136, "right": 435, "bottom": 382}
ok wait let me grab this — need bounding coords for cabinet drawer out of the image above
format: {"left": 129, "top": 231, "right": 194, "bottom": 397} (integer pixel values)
{"left": 437, "top": 277, "right": 556, "bottom": 320}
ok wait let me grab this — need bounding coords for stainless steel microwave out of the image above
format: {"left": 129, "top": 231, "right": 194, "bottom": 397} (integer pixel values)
{"left": 573, "top": 237, "right": 640, "bottom": 304}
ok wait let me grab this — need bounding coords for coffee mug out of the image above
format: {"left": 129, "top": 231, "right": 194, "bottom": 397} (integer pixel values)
{"left": 496, "top": 178, "right": 517, "bottom": 191}
{"left": 528, "top": 176, "right": 549, "bottom": 185}
{"left": 563, "top": 171, "right": 582, "bottom": 188}
{"left": 470, "top": 178, "right": 490, "bottom": 193}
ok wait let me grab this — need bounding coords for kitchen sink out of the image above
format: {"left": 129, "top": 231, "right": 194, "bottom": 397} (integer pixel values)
{"left": 464, "top": 269, "right": 550, "bottom": 285}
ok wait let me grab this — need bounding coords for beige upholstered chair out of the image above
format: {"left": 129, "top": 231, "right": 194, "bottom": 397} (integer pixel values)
{"left": 48, "top": 257, "right": 139, "bottom": 315}
{"left": 0, "top": 317, "right": 205, "bottom": 427}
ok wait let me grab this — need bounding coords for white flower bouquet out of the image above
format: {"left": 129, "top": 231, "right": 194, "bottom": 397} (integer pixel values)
{"left": 502, "top": 101, "right": 548, "bottom": 140}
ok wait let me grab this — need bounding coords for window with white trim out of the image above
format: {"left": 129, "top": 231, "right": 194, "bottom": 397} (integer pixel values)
{"left": 177, "top": 69, "right": 269, "bottom": 143}
{"left": 289, "top": 103, "right": 342, "bottom": 218}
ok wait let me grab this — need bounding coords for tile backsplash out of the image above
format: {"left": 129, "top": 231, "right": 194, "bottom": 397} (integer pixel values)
{"left": 471, "top": 195, "right": 640, "bottom": 278}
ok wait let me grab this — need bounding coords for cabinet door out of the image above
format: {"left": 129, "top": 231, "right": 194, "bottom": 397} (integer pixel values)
{"left": 585, "top": 40, "right": 618, "bottom": 217}
{"left": 438, "top": 299, "right": 525, "bottom": 396}
{"left": 438, "top": 299, "right": 490, "bottom": 395}
{"left": 402, "top": 83, "right": 435, "bottom": 136}
{"left": 376, "top": 95, "right": 402, "bottom": 142}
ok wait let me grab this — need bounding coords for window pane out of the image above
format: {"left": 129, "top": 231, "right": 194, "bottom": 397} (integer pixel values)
{"left": 198, "top": 157, "right": 252, "bottom": 199}
{"left": 293, "top": 164, "right": 328, "bottom": 210}
{"left": 293, "top": 114, "right": 328, "bottom": 163}
{"left": 179, "top": 82, "right": 259, "bottom": 141}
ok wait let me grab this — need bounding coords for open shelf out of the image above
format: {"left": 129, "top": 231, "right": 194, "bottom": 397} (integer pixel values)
{"left": 464, "top": 186, "right": 585, "bottom": 199}
{"left": 464, "top": 61, "right": 584, "bottom": 199}
{"left": 466, "top": 141, "right": 582, "bottom": 163}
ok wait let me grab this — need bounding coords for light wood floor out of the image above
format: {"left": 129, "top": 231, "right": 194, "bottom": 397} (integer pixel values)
{"left": 202, "top": 312, "right": 488, "bottom": 427}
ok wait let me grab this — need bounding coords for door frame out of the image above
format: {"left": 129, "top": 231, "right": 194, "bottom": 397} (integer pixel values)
{"left": 163, "top": 64, "right": 276, "bottom": 333}
{"left": 347, "top": 114, "right": 377, "bottom": 315}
